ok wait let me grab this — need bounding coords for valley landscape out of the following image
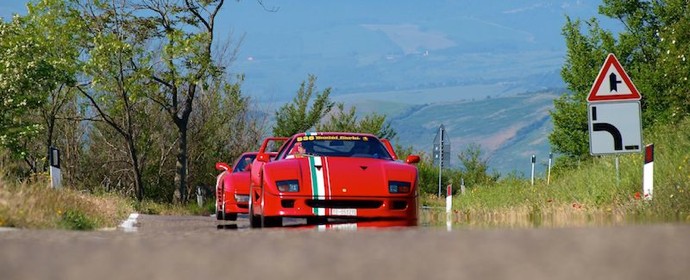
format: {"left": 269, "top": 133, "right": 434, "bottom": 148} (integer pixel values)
{"left": 0, "top": 1, "right": 621, "bottom": 175}
{"left": 216, "top": 1, "right": 622, "bottom": 175}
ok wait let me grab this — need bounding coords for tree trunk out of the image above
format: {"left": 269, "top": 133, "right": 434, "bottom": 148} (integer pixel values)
{"left": 127, "top": 138, "right": 144, "bottom": 201}
{"left": 174, "top": 125, "right": 188, "bottom": 204}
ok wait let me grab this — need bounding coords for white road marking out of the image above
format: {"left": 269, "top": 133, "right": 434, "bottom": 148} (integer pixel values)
{"left": 119, "top": 213, "right": 139, "bottom": 233}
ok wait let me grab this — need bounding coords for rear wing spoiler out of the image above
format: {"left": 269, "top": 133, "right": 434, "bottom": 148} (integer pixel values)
{"left": 381, "top": 139, "right": 398, "bottom": 160}
{"left": 258, "top": 137, "right": 289, "bottom": 154}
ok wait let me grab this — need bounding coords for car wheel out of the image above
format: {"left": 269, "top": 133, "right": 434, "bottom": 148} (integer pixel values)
{"left": 216, "top": 211, "right": 223, "bottom": 221}
{"left": 248, "top": 193, "right": 261, "bottom": 228}
{"left": 264, "top": 216, "right": 282, "bottom": 227}
{"left": 224, "top": 213, "right": 238, "bottom": 221}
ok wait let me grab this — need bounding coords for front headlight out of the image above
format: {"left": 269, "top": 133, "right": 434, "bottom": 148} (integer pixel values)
{"left": 276, "top": 180, "right": 300, "bottom": 192}
{"left": 389, "top": 181, "right": 411, "bottom": 193}
{"left": 234, "top": 194, "right": 249, "bottom": 203}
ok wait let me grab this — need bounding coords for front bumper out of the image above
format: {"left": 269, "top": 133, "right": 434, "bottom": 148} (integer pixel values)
{"left": 223, "top": 193, "right": 249, "bottom": 214}
{"left": 261, "top": 192, "right": 417, "bottom": 221}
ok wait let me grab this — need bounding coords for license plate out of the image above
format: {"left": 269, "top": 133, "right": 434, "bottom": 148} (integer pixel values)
{"left": 331, "top": 208, "right": 357, "bottom": 216}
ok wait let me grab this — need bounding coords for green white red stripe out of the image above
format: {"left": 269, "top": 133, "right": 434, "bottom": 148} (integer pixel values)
{"left": 308, "top": 156, "right": 332, "bottom": 216}
{"left": 309, "top": 156, "right": 325, "bottom": 215}
{"left": 305, "top": 132, "right": 335, "bottom": 216}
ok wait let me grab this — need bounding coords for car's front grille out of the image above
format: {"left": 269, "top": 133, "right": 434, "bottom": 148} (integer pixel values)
{"left": 305, "top": 199, "right": 383, "bottom": 209}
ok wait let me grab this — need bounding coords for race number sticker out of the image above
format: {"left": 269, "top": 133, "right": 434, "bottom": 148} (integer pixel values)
{"left": 331, "top": 208, "right": 357, "bottom": 216}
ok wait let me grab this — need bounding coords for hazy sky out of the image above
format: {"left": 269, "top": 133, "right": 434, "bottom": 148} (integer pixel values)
{"left": 1, "top": 1, "right": 621, "bottom": 102}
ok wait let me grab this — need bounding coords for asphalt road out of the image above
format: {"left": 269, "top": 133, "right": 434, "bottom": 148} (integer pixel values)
{"left": 1, "top": 214, "right": 689, "bottom": 280}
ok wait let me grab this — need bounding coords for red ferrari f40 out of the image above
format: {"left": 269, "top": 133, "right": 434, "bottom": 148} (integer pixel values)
{"left": 248, "top": 132, "right": 420, "bottom": 227}
{"left": 215, "top": 152, "right": 257, "bottom": 221}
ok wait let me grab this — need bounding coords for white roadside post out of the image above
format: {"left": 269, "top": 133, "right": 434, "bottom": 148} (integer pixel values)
{"left": 196, "top": 186, "right": 204, "bottom": 207}
{"left": 445, "top": 184, "right": 452, "bottom": 213}
{"left": 446, "top": 184, "right": 452, "bottom": 231}
{"left": 643, "top": 144, "right": 654, "bottom": 200}
{"left": 547, "top": 153, "right": 553, "bottom": 185}
{"left": 49, "top": 147, "right": 62, "bottom": 189}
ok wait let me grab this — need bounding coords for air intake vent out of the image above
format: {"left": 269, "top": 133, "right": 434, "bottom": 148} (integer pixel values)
{"left": 306, "top": 199, "right": 382, "bottom": 209}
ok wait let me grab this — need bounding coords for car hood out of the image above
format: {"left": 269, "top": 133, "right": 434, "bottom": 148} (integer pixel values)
{"left": 264, "top": 156, "right": 417, "bottom": 197}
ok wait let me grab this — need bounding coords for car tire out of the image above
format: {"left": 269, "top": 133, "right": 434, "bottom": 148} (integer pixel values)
{"left": 248, "top": 194, "right": 261, "bottom": 228}
{"left": 224, "top": 212, "right": 238, "bottom": 221}
{"left": 216, "top": 211, "right": 223, "bottom": 221}
{"left": 264, "top": 216, "right": 282, "bottom": 227}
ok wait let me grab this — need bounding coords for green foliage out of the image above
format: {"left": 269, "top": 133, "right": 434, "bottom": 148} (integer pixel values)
{"left": 1, "top": 0, "right": 261, "bottom": 204}
{"left": 457, "top": 143, "right": 499, "bottom": 187}
{"left": 0, "top": 0, "right": 82, "bottom": 160}
{"left": 59, "top": 209, "right": 97, "bottom": 231}
{"left": 398, "top": 143, "right": 497, "bottom": 197}
{"left": 273, "top": 74, "right": 335, "bottom": 137}
{"left": 317, "top": 103, "right": 397, "bottom": 139}
{"left": 416, "top": 156, "right": 462, "bottom": 196}
{"left": 454, "top": 117, "right": 690, "bottom": 226}
{"left": 551, "top": 1, "right": 690, "bottom": 162}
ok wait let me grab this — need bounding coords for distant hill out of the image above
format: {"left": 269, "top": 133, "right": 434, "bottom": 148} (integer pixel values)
{"left": 335, "top": 88, "right": 562, "bottom": 176}
{"left": 1, "top": 0, "right": 609, "bottom": 176}
{"left": 221, "top": 0, "right": 619, "bottom": 101}
{"left": 222, "top": 1, "right": 621, "bottom": 175}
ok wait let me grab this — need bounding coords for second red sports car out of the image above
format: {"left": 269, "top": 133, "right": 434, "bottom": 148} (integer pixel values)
{"left": 215, "top": 152, "right": 257, "bottom": 221}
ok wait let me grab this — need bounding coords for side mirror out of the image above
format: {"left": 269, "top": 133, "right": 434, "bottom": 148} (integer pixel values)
{"left": 405, "top": 155, "right": 420, "bottom": 164}
{"left": 215, "top": 162, "right": 231, "bottom": 171}
{"left": 257, "top": 153, "right": 271, "bottom": 163}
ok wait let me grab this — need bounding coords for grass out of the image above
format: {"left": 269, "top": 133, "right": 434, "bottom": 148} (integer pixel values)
{"left": 0, "top": 173, "right": 133, "bottom": 230}
{"left": 0, "top": 172, "right": 216, "bottom": 230}
{"left": 423, "top": 117, "right": 690, "bottom": 228}
{"left": 3, "top": 117, "right": 689, "bottom": 230}
{"left": 133, "top": 199, "right": 215, "bottom": 216}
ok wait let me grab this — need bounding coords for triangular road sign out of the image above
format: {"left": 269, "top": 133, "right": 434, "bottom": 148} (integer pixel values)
{"left": 588, "top": 53, "right": 641, "bottom": 102}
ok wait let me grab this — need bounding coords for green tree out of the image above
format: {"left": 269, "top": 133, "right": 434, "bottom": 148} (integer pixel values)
{"left": 551, "top": 1, "right": 690, "bottom": 161}
{"left": 141, "top": 0, "right": 228, "bottom": 203}
{"left": 187, "top": 74, "right": 266, "bottom": 199}
{"left": 273, "top": 74, "right": 335, "bottom": 137}
{"left": 317, "top": 103, "right": 397, "bottom": 139}
{"left": 457, "top": 143, "right": 499, "bottom": 187}
{"left": 0, "top": 0, "right": 80, "bottom": 173}
{"left": 72, "top": 0, "right": 230, "bottom": 203}
{"left": 78, "top": 0, "right": 154, "bottom": 201}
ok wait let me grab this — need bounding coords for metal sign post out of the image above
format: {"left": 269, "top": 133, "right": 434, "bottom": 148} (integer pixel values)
{"left": 433, "top": 125, "right": 450, "bottom": 197}
{"left": 438, "top": 127, "right": 443, "bottom": 197}
{"left": 530, "top": 155, "right": 536, "bottom": 186}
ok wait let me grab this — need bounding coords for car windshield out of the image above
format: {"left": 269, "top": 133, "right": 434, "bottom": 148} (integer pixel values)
{"left": 285, "top": 135, "right": 392, "bottom": 160}
{"left": 233, "top": 154, "right": 256, "bottom": 172}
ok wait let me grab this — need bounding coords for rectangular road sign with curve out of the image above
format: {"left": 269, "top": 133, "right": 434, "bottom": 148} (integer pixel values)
{"left": 588, "top": 101, "right": 642, "bottom": 155}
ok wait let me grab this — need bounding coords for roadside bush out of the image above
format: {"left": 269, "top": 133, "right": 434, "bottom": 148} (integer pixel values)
{"left": 59, "top": 209, "right": 97, "bottom": 230}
